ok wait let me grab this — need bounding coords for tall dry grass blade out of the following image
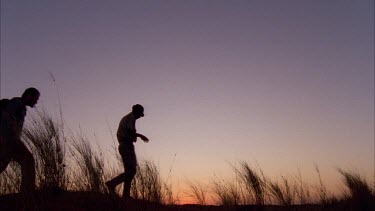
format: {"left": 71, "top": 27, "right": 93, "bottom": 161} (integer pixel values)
{"left": 314, "top": 165, "right": 329, "bottom": 205}
{"left": 163, "top": 181, "right": 177, "bottom": 205}
{"left": 294, "top": 167, "right": 311, "bottom": 204}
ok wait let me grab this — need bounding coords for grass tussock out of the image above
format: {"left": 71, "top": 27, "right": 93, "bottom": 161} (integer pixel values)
{"left": 186, "top": 179, "right": 208, "bottom": 205}
{"left": 268, "top": 176, "right": 294, "bottom": 206}
{"left": 211, "top": 175, "right": 242, "bottom": 206}
{"left": 236, "top": 162, "right": 267, "bottom": 205}
{"left": 131, "top": 160, "right": 176, "bottom": 204}
{"left": 70, "top": 133, "right": 105, "bottom": 192}
{"left": 131, "top": 160, "right": 163, "bottom": 203}
{"left": 338, "top": 168, "right": 375, "bottom": 210}
{"left": 22, "top": 109, "right": 67, "bottom": 190}
{"left": 208, "top": 162, "right": 374, "bottom": 208}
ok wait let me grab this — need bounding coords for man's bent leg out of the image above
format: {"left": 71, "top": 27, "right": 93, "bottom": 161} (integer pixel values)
{"left": 106, "top": 172, "right": 125, "bottom": 195}
{"left": 12, "top": 141, "right": 35, "bottom": 193}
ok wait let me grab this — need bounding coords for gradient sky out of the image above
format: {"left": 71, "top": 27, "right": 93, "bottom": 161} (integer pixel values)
{"left": 1, "top": 0, "right": 374, "bottom": 202}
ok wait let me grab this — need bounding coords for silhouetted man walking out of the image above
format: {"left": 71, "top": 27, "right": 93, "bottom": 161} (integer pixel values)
{"left": 0, "top": 87, "right": 40, "bottom": 193}
{"left": 106, "top": 104, "right": 149, "bottom": 199}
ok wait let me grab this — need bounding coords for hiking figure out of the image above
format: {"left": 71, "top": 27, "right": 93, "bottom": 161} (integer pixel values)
{"left": 106, "top": 104, "right": 149, "bottom": 199}
{"left": 0, "top": 87, "right": 40, "bottom": 193}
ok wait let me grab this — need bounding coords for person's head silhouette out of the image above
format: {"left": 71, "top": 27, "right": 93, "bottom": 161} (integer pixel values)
{"left": 21, "top": 87, "right": 40, "bottom": 108}
{"left": 132, "top": 104, "right": 144, "bottom": 119}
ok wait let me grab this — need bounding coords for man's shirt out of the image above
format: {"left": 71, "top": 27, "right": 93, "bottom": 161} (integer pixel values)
{"left": 117, "top": 112, "right": 136, "bottom": 143}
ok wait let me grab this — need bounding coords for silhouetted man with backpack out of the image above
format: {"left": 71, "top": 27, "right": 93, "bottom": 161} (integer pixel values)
{"left": 0, "top": 87, "right": 40, "bottom": 193}
{"left": 106, "top": 104, "right": 149, "bottom": 199}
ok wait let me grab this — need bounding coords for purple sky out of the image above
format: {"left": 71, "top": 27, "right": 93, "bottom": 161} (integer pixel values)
{"left": 1, "top": 0, "right": 374, "bottom": 199}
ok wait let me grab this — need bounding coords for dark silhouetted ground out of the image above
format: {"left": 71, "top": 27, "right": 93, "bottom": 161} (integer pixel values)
{"left": 0, "top": 191, "right": 368, "bottom": 211}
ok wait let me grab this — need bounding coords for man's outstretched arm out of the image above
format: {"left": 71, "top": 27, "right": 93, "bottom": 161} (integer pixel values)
{"left": 127, "top": 128, "right": 149, "bottom": 143}
{"left": 136, "top": 133, "right": 149, "bottom": 143}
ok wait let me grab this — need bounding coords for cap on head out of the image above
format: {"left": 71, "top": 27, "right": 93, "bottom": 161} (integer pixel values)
{"left": 132, "top": 104, "right": 144, "bottom": 117}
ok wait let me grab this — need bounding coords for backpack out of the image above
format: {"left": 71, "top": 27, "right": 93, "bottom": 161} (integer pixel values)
{"left": 0, "top": 98, "right": 10, "bottom": 120}
{"left": 0, "top": 98, "right": 10, "bottom": 110}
